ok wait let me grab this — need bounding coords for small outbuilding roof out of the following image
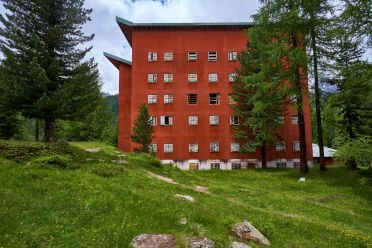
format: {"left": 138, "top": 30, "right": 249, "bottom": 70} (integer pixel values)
{"left": 312, "top": 143, "right": 337, "bottom": 158}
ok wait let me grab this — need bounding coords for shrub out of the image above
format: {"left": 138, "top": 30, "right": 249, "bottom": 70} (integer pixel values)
{"left": 91, "top": 163, "right": 125, "bottom": 177}
{"left": 31, "top": 155, "right": 75, "bottom": 169}
{"left": 334, "top": 137, "right": 372, "bottom": 168}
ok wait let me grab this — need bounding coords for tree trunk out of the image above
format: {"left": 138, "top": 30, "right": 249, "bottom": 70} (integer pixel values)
{"left": 261, "top": 141, "right": 267, "bottom": 168}
{"left": 292, "top": 33, "right": 310, "bottom": 175}
{"left": 44, "top": 113, "right": 55, "bottom": 143}
{"left": 345, "top": 106, "right": 357, "bottom": 169}
{"left": 35, "top": 119, "right": 40, "bottom": 142}
{"left": 311, "top": 27, "right": 326, "bottom": 171}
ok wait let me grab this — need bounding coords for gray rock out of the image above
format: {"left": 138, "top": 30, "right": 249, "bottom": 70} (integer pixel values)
{"left": 84, "top": 148, "right": 102, "bottom": 153}
{"left": 232, "top": 221, "right": 270, "bottom": 246}
{"left": 179, "top": 218, "right": 187, "bottom": 225}
{"left": 230, "top": 242, "right": 251, "bottom": 248}
{"left": 175, "top": 194, "right": 194, "bottom": 202}
{"left": 187, "top": 237, "right": 214, "bottom": 248}
{"left": 131, "top": 234, "right": 178, "bottom": 248}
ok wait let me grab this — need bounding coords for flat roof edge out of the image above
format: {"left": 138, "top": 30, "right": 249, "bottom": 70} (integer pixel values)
{"left": 104, "top": 52, "right": 132, "bottom": 66}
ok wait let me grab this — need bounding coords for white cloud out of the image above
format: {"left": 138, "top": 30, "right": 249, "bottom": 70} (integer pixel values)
{"left": 85, "top": 0, "right": 260, "bottom": 94}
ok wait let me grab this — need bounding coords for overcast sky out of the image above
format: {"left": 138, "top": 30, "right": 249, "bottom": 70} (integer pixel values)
{"left": 84, "top": 0, "right": 261, "bottom": 94}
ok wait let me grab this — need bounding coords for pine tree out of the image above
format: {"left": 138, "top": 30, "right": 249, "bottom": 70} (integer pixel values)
{"left": 131, "top": 103, "right": 154, "bottom": 153}
{"left": 0, "top": 0, "right": 101, "bottom": 142}
{"left": 232, "top": 26, "right": 287, "bottom": 168}
{"left": 253, "top": 0, "right": 311, "bottom": 174}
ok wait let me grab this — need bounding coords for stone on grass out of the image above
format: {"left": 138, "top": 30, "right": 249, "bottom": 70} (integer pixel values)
{"left": 299, "top": 177, "right": 306, "bottom": 182}
{"left": 230, "top": 242, "right": 252, "bottom": 248}
{"left": 175, "top": 194, "right": 194, "bottom": 202}
{"left": 232, "top": 221, "right": 270, "bottom": 246}
{"left": 195, "top": 186, "right": 209, "bottom": 193}
{"left": 84, "top": 148, "right": 102, "bottom": 153}
{"left": 131, "top": 234, "right": 178, "bottom": 248}
{"left": 187, "top": 237, "right": 214, "bottom": 248}
{"left": 179, "top": 218, "right": 187, "bottom": 225}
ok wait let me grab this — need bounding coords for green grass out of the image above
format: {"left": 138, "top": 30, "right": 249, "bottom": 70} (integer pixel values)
{"left": 0, "top": 141, "right": 371, "bottom": 247}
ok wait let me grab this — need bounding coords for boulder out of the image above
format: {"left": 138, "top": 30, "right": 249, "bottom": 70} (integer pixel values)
{"left": 230, "top": 242, "right": 251, "bottom": 248}
{"left": 187, "top": 237, "right": 214, "bottom": 248}
{"left": 232, "top": 221, "right": 270, "bottom": 246}
{"left": 131, "top": 234, "right": 178, "bottom": 248}
{"left": 175, "top": 194, "right": 194, "bottom": 202}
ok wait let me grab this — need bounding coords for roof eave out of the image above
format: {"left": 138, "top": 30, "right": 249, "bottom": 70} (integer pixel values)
{"left": 104, "top": 52, "right": 132, "bottom": 69}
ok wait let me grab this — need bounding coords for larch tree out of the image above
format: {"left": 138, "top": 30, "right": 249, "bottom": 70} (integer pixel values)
{"left": 131, "top": 103, "right": 154, "bottom": 153}
{"left": 0, "top": 0, "right": 101, "bottom": 142}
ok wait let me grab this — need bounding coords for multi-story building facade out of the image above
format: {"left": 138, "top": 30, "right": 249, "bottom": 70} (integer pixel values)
{"left": 105, "top": 17, "right": 313, "bottom": 170}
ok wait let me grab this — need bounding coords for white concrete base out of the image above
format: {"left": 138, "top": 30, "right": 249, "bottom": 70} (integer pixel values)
{"left": 161, "top": 159, "right": 313, "bottom": 170}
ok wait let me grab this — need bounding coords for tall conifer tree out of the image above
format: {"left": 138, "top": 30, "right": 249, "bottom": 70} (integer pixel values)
{"left": 131, "top": 103, "right": 154, "bottom": 153}
{"left": 0, "top": 0, "right": 100, "bottom": 142}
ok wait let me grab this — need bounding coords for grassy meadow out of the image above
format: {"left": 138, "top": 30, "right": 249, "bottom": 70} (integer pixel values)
{"left": 0, "top": 141, "right": 371, "bottom": 247}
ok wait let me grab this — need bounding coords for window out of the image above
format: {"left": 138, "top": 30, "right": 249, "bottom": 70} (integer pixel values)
{"left": 149, "top": 116, "right": 157, "bottom": 126}
{"left": 148, "top": 52, "right": 157, "bottom": 62}
{"left": 188, "top": 115, "right": 198, "bottom": 126}
{"left": 188, "top": 52, "right": 197, "bottom": 61}
{"left": 164, "top": 94, "right": 173, "bottom": 104}
{"left": 210, "top": 163, "right": 220, "bottom": 169}
{"left": 231, "top": 143, "right": 240, "bottom": 152}
{"left": 293, "top": 141, "right": 301, "bottom": 151}
{"left": 276, "top": 161, "right": 287, "bottom": 168}
{"left": 276, "top": 141, "right": 286, "bottom": 151}
{"left": 209, "top": 93, "right": 220, "bottom": 105}
{"left": 230, "top": 115, "right": 240, "bottom": 125}
{"left": 164, "top": 52, "right": 173, "bottom": 61}
{"left": 209, "top": 115, "right": 219, "bottom": 125}
{"left": 292, "top": 115, "right": 299, "bottom": 125}
{"left": 189, "top": 143, "right": 198, "bottom": 153}
{"left": 188, "top": 73, "right": 198, "bottom": 83}
{"left": 290, "top": 95, "right": 297, "bottom": 103}
{"left": 208, "top": 73, "right": 218, "bottom": 83}
{"left": 148, "top": 73, "right": 157, "bottom": 83}
{"left": 164, "top": 143, "right": 174, "bottom": 153}
{"left": 208, "top": 51, "right": 217, "bottom": 61}
{"left": 164, "top": 73, "right": 173, "bottom": 83}
{"left": 228, "top": 51, "right": 238, "bottom": 61}
{"left": 210, "top": 142, "right": 219, "bottom": 152}
{"left": 232, "top": 162, "right": 241, "bottom": 170}
{"left": 187, "top": 94, "right": 198, "bottom": 104}
{"left": 229, "top": 73, "right": 238, "bottom": 82}
{"left": 149, "top": 144, "right": 157, "bottom": 153}
{"left": 276, "top": 116, "right": 284, "bottom": 124}
{"left": 160, "top": 116, "right": 173, "bottom": 126}
{"left": 148, "top": 94, "right": 157, "bottom": 104}
{"left": 293, "top": 162, "right": 300, "bottom": 168}
{"left": 228, "top": 94, "right": 236, "bottom": 105}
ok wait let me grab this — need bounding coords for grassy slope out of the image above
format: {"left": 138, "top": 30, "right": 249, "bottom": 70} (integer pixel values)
{"left": 0, "top": 142, "right": 371, "bottom": 248}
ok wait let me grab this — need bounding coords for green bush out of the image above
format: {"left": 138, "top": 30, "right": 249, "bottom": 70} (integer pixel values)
{"left": 31, "top": 155, "right": 75, "bottom": 169}
{"left": 334, "top": 137, "right": 372, "bottom": 168}
{"left": 91, "top": 163, "right": 125, "bottom": 177}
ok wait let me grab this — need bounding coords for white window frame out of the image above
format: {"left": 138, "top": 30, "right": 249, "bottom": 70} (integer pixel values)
{"left": 148, "top": 94, "right": 157, "bottom": 104}
{"left": 149, "top": 144, "right": 157, "bottom": 153}
{"left": 231, "top": 143, "right": 240, "bottom": 152}
{"left": 228, "top": 51, "right": 238, "bottom": 61}
{"left": 164, "top": 52, "right": 173, "bottom": 61}
{"left": 160, "top": 116, "right": 173, "bottom": 126}
{"left": 188, "top": 52, "right": 197, "bottom": 61}
{"left": 188, "top": 73, "right": 198, "bottom": 83}
{"left": 293, "top": 141, "right": 301, "bottom": 151}
{"left": 208, "top": 51, "right": 217, "bottom": 61}
{"left": 209, "top": 115, "right": 219, "bottom": 125}
{"left": 148, "top": 73, "right": 157, "bottom": 83}
{"left": 208, "top": 73, "right": 218, "bottom": 83}
{"left": 230, "top": 115, "right": 240, "bottom": 125}
{"left": 164, "top": 143, "right": 174, "bottom": 153}
{"left": 229, "top": 73, "right": 238, "bottom": 82}
{"left": 292, "top": 115, "right": 299, "bottom": 125}
{"left": 149, "top": 116, "right": 157, "bottom": 126}
{"left": 148, "top": 52, "right": 157, "bottom": 62}
{"left": 189, "top": 143, "right": 198, "bottom": 153}
{"left": 209, "top": 93, "right": 220, "bottom": 105}
{"left": 210, "top": 142, "right": 220, "bottom": 152}
{"left": 276, "top": 116, "right": 285, "bottom": 124}
{"left": 164, "top": 73, "right": 173, "bottom": 83}
{"left": 276, "top": 141, "right": 286, "bottom": 151}
{"left": 188, "top": 115, "right": 198, "bottom": 126}
{"left": 164, "top": 94, "right": 173, "bottom": 104}
{"left": 290, "top": 95, "right": 298, "bottom": 103}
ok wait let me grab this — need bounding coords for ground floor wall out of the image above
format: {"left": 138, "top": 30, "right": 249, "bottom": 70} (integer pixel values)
{"left": 161, "top": 158, "right": 313, "bottom": 170}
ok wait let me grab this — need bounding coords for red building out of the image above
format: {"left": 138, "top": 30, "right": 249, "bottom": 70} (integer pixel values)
{"left": 105, "top": 17, "right": 313, "bottom": 170}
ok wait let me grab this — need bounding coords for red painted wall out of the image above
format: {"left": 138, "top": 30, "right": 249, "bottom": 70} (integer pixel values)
{"left": 118, "top": 27, "right": 313, "bottom": 162}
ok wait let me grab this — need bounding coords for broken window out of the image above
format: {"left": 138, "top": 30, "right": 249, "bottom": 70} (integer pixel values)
{"left": 230, "top": 116, "right": 240, "bottom": 125}
{"left": 209, "top": 93, "right": 220, "bottom": 105}
{"left": 188, "top": 52, "right": 197, "bottom": 61}
{"left": 208, "top": 51, "right": 217, "bottom": 61}
{"left": 187, "top": 94, "right": 198, "bottom": 104}
{"left": 160, "top": 116, "right": 173, "bottom": 126}
{"left": 148, "top": 52, "right": 157, "bottom": 62}
{"left": 149, "top": 116, "right": 157, "bottom": 126}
